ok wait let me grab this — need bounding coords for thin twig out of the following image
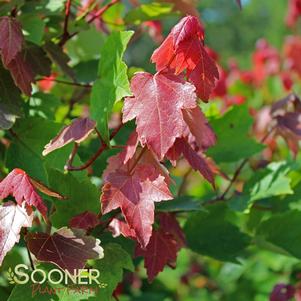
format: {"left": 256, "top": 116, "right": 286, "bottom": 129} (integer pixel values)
{"left": 65, "top": 124, "right": 123, "bottom": 171}
{"left": 64, "top": 0, "right": 120, "bottom": 43}
{"left": 36, "top": 77, "right": 92, "bottom": 88}
{"left": 177, "top": 168, "right": 192, "bottom": 196}
{"left": 59, "top": 0, "right": 72, "bottom": 46}
{"left": 219, "top": 126, "right": 277, "bottom": 200}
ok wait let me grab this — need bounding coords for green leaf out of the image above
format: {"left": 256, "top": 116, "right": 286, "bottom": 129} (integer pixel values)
{"left": 90, "top": 243, "right": 134, "bottom": 301}
{"left": 45, "top": 0, "right": 65, "bottom": 12}
{"left": 44, "top": 41, "right": 76, "bottom": 80}
{"left": 184, "top": 204, "right": 250, "bottom": 262}
{"left": 30, "top": 92, "right": 60, "bottom": 120}
{"left": 20, "top": 14, "right": 45, "bottom": 45}
{"left": 24, "top": 43, "right": 51, "bottom": 77}
{"left": 124, "top": 3, "right": 175, "bottom": 25}
{"left": 247, "top": 161, "right": 293, "bottom": 202}
{"left": 207, "top": 105, "right": 264, "bottom": 163}
{"left": 257, "top": 210, "right": 301, "bottom": 259}
{"left": 6, "top": 117, "right": 85, "bottom": 182}
{"left": 0, "top": 64, "right": 23, "bottom": 129}
{"left": 47, "top": 169, "right": 100, "bottom": 228}
{"left": 229, "top": 161, "right": 293, "bottom": 212}
{"left": 90, "top": 31, "right": 133, "bottom": 144}
{"left": 156, "top": 195, "right": 203, "bottom": 212}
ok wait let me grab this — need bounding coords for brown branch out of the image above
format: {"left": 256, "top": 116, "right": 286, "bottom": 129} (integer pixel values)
{"left": 64, "top": 0, "right": 120, "bottom": 43}
{"left": 87, "top": 0, "right": 120, "bottom": 24}
{"left": 36, "top": 77, "right": 92, "bottom": 88}
{"left": 65, "top": 124, "right": 123, "bottom": 171}
{"left": 177, "top": 168, "right": 192, "bottom": 196}
{"left": 218, "top": 126, "right": 277, "bottom": 200}
{"left": 59, "top": 0, "right": 72, "bottom": 46}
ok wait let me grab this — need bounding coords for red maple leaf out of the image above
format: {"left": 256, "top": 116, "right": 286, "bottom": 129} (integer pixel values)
{"left": 0, "top": 169, "right": 48, "bottom": 217}
{"left": 136, "top": 230, "right": 177, "bottom": 282}
{"left": 135, "top": 213, "right": 185, "bottom": 282}
{"left": 286, "top": 0, "right": 301, "bottom": 27}
{"left": 151, "top": 15, "right": 219, "bottom": 101}
{"left": 0, "top": 17, "right": 24, "bottom": 67}
{"left": 101, "top": 152, "right": 172, "bottom": 248}
{"left": 182, "top": 106, "right": 216, "bottom": 151}
{"left": 123, "top": 72, "right": 197, "bottom": 160}
{"left": 26, "top": 227, "right": 104, "bottom": 273}
{"left": 167, "top": 138, "right": 215, "bottom": 185}
{"left": 0, "top": 202, "right": 33, "bottom": 265}
{"left": 69, "top": 211, "right": 99, "bottom": 231}
{"left": 43, "top": 117, "right": 96, "bottom": 156}
{"left": 5, "top": 52, "right": 35, "bottom": 96}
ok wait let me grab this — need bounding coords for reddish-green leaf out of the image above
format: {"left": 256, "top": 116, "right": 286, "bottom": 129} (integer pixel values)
{"left": 43, "top": 117, "right": 96, "bottom": 156}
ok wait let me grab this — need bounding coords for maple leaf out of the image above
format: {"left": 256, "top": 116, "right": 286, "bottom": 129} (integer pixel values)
{"left": 0, "top": 169, "right": 48, "bottom": 217}
{"left": 187, "top": 46, "right": 220, "bottom": 101}
{"left": 167, "top": 138, "right": 215, "bottom": 184}
{"left": 182, "top": 106, "right": 216, "bottom": 150}
{"left": 25, "top": 227, "right": 104, "bottom": 273}
{"left": 270, "top": 283, "right": 295, "bottom": 301}
{"left": 102, "top": 153, "right": 172, "bottom": 248}
{"left": 43, "top": 117, "right": 96, "bottom": 156}
{"left": 135, "top": 214, "right": 185, "bottom": 282}
{"left": 5, "top": 52, "right": 35, "bottom": 96}
{"left": 284, "top": 36, "right": 301, "bottom": 77}
{"left": 151, "top": 16, "right": 219, "bottom": 101}
{"left": 271, "top": 94, "right": 301, "bottom": 157}
{"left": 108, "top": 218, "right": 136, "bottom": 239}
{"left": 158, "top": 213, "right": 186, "bottom": 249}
{"left": 135, "top": 228, "right": 178, "bottom": 282}
{"left": 123, "top": 72, "right": 197, "bottom": 160}
{"left": 0, "top": 201, "right": 33, "bottom": 265}
{"left": 286, "top": 0, "right": 301, "bottom": 27}
{"left": 119, "top": 131, "right": 139, "bottom": 164}
{"left": 69, "top": 211, "right": 99, "bottom": 231}
{"left": 0, "top": 17, "right": 24, "bottom": 67}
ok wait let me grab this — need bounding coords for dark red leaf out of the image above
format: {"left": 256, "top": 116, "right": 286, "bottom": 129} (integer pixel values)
{"left": 102, "top": 152, "right": 172, "bottom": 248}
{"left": 5, "top": 52, "right": 34, "bottom": 96}
{"left": 135, "top": 229, "right": 178, "bottom": 282}
{"left": 270, "top": 283, "right": 295, "bottom": 301}
{"left": 0, "top": 202, "right": 33, "bottom": 265}
{"left": 123, "top": 72, "right": 197, "bottom": 160}
{"left": 0, "top": 169, "right": 48, "bottom": 217}
{"left": 168, "top": 138, "right": 215, "bottom": 185}
{"left": 151, "top": 16, "right": 218, "bottom": 101}
{"left": 69, "top": 211, "right": 99, "bottom": 230}
{"left": 0, "top": 17, "right": 23, "bottom": 67}
{"left": 43, "top": 117, "right": 96, "bottom": 156}
{"left": 26, "top": 227, "right": 104, "bottom": 273}
{"left": 182, "top": 107, "right": 216, "bottom": 150}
